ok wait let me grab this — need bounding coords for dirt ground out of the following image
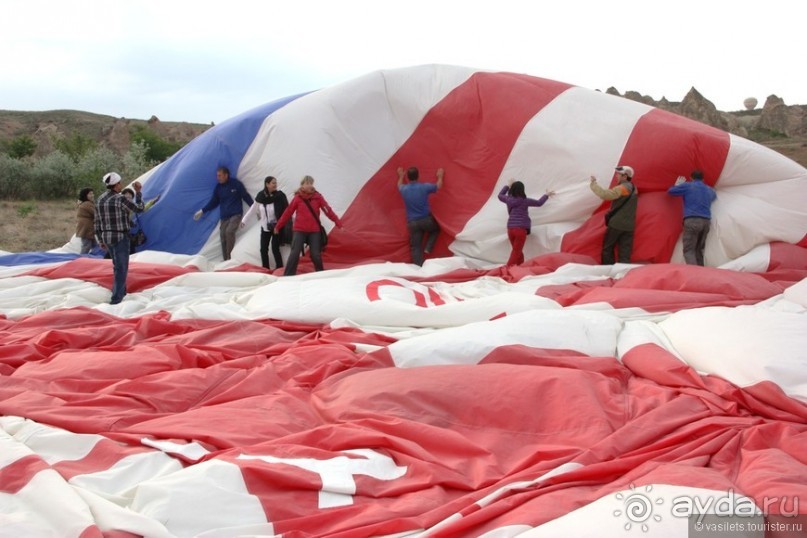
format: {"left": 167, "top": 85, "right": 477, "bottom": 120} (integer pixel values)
{"left": 0, "top": 199, "right": 78, "bottom": 253}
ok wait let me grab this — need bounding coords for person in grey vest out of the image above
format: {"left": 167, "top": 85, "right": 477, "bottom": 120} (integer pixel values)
{"left": 590, "top": 165, "right": 638, "bottom": 264}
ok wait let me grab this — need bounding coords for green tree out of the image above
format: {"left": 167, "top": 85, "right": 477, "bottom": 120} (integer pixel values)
{"left": 53, "top": 133, "right": 98, "bottom": 161}
{"left": 130, "top": 126, "right": 181, "bottom": 162}
{"left": 7, "top": 135, "right": 37, "bottom": 159}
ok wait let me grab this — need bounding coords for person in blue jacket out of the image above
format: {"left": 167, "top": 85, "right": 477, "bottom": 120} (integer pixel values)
{"left": 667, "top": 170, "right": 717, "bottom": 266}
{"left": 194, "top": 166, "right": 254, "bottom": 261}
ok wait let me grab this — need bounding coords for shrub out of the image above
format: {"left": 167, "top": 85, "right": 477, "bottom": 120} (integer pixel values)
{"left": 30, "top": 151, "right": 76, "bottom": 198}
{"left": 0, "top": 154, "right": 33, "bottom": 198}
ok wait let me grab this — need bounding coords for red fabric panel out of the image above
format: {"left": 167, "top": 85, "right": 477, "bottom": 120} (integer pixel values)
{"left": 324, "top": 72, "right": 572, "bottom": 266}
{"left": 561, "top": 108, "right": 731, "bottom": 263}
{"left": 23, "top": 257, "right": 198, "bottom": 292}
{"left": 536, "top": 263, "right": 787, "bottom": 313}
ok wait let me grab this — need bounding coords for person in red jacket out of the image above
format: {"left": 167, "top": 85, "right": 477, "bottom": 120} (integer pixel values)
{"left": 275, "top": 175, "right": 343, "bottom": 275}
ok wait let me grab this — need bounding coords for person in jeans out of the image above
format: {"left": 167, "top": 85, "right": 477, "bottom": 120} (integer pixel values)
{"left": 590, "top": 165, "right": 638, "bottom": 264}
{"left": 274, "top": 175, "right": 343, "bottom": 276}
{"left": 498, "top": 179, "right": 555, "bottom": 266}
{"left": 193, "top": 166, "right": 253, "bottom": 261}
{"left": 667, "top": 169, "right": 717, "bottom": 266}
{"left": 94, "top": 172, "right": 144, "bottom": 304}
{"left": 397, "top": 166, "right": 444, "bottom": 266}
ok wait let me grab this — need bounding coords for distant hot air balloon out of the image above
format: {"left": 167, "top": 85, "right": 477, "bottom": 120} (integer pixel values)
{"left": 744, "top": 96, "right": 758, "bottom": 110}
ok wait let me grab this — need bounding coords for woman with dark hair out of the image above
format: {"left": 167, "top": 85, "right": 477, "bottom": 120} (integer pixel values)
{"left": 497, "top": 179, "right": 555, "bottom": 266}
{"left": 241, "top": 176, "right": 291, "bottom": 270}
{"left": 76, "top": 187, "right": 96, "bottom": 254}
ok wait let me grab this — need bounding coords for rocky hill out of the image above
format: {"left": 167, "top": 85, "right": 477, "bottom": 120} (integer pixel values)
{"left": 2, "top": 90, "right": 806, "bottom": 167}
{"left": 0, "top": 110, "right": 211, "bottom": 157}
{"left": 605, "top": 87, "right": 807, "bottom": 167}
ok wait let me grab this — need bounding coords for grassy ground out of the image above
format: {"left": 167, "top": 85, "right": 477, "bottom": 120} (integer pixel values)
{"left": 0, "top": 199, "right": 78, "bottom": 253}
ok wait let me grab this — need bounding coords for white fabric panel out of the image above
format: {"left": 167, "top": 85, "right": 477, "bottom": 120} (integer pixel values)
{"left": 659, "top": 305, "right": 807, "bottom": 401}
{"left": 129, "top": 460, "right": 270, "bottom": 537}
{"left": 388, "top": 310, "right": 623, "bottom": 368}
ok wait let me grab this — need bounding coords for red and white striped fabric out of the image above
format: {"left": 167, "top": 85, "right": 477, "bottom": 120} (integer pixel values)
{"left": 2, "top": 65, "right": 807, "bottom": 537}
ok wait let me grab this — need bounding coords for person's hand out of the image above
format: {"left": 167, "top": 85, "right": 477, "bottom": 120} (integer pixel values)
{"left": 273, "top": 228, "right": 279, "bottom": 235}
{"left": 508, "top": 178, "right": 515, "bottom": 187}
{"left": 240, "top": 222, "right": 245, "bottom": 229}
{"left": 193, "top": 209, "right": 203, "bottom": 221}
{"left": 546, "top": 189, "right": 556, "bottom": 197}
{"left": 436, "top": 168, "right": 445, "bottom": 180}
{"left": 590, "top": 175, "right": 597, "bottom": 184}
{"left": 99, "top": 243, "right": 107, "bottom": 251}
{"left": 675, "top": 175, "right": 687, "bottom": 186}
{"left": 397, "top": 167, "right": 405, "bottom": 177}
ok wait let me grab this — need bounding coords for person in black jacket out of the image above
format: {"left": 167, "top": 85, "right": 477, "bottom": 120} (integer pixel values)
{"left": 241, "top": 176, "right": 291, "bottom": 270}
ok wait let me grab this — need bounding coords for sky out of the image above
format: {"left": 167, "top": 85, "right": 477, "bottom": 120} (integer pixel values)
{"left": 2, "top": 0, "right": 805, "bottom": 125}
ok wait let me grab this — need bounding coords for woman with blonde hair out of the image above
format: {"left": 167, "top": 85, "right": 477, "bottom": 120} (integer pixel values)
{"left": 275, "top": 175, "right": 343, "bottom": 275}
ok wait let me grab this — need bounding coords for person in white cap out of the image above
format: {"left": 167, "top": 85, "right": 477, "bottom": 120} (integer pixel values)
{"left": 94, "top": 172, "right": 145, "bottom": 304}
{"left": 589, "top": 165, "right": 638, "bottom": 264}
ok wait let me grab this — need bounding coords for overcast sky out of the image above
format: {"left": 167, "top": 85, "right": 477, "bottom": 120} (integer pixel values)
{"left": 2, "top": 0, "right": 804, "bottom": 125}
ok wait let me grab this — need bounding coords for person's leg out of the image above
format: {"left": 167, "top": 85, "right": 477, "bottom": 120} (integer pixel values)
{"left": 696, "top": 222, "right": 710, "bottom": 266}
{"left": 601, "top": 227, "right": 620, "bottom": 264}
{"left": 681, "top": 219, "right": 700, "bottom": 265}
{"left": 423, "top": 215, "right": 440, "bottom": 255}
{"left": 268, "top": 225, "right": 284, "bottom": 268}
{"left": 407, "top": 219, "right": 425, "bottom": 266}
{"left": 109, "top": 236, "right": 130, "bottom": 304}
{"left": 308, "top": 231, "right": 324, "bottom": 271}
{"left": 283, "top": 232, "right": 306, "bottom": 276}
{"left": 221, "top": 215, "right": 241, "bottom": 261}
{"left": 259, "top": 229, "right": 271, "bottom": 269}
{"left": 617, "top": 230, "right": 634, "bottom": 263}
{"left": 506, "top": 228, "right": 527, "bottom": 266}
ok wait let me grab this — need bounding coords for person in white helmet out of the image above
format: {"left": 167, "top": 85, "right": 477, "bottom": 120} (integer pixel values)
{"left": 589, "top": 165, "right": 639, "bottom": 264}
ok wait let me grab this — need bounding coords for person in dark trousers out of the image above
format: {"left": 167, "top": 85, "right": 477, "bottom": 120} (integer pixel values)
{"left": 241, "top": 176, "right": 291, "bottom": 270}
{"left": 274, "top": 175, "right": 343, "bottom": 276}
{"left": 397, "top": 166, "right": 444, "bottom": 266}
{"left": 194, "top": 166, "right": 253, "bottom": 261}
{"left": 590, "top": 165, "right": 638, "bottom": 264}
{"left": 498, "top": 179, "right": 555, "bottom": 266}
{"left": 667, "top": 170, "right": 717, "bottom": 266}
{"left": 94, "top": 172, "right": 144, "bottom": 304}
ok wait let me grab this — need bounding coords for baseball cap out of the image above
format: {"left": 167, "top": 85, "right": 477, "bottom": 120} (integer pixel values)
{"left": 103, "top": 172, "right": 122, "bottom": 186}
{"left": 615, "top": 165, "right": 634, "bottom": 179}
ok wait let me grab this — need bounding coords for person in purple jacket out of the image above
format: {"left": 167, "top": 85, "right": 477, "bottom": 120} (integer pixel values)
{"left": 498, "top": 180, "right": 555, "bottom": 266}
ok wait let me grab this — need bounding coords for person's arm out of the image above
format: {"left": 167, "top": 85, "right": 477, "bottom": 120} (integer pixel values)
{"left": 590, "top": 176, "right": 628, "bottom": 201}
{"left": 320, "top": 198, "right": 343, "bottom": 228}
{"left": 241, "top": 201, "right": 258, "bottom": 227}
{"left": 436, "top": 168, "right": 444, "bottom": 190}
{"left": 497, "top": 185, "right": 510, "bottom": 202}
{"left": 667, "top": 183, "right": 687, "bottom": 196}
{"left": 122, "top": 194, "right": 145, "bottom": 213}
{"left": 240, "top": 181, "right": 254, "bottom": 207}
{"left": 195, "top": 186, "right": 219, "bottom": 220}
{"left": 397, "top": 167, "right": 405, "bottom": 188}
{"left": 527, "top": 194, "right": 550, "bottom": 207}
{"left": 274, "top": 197, "right": 296, "bottom": 233}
